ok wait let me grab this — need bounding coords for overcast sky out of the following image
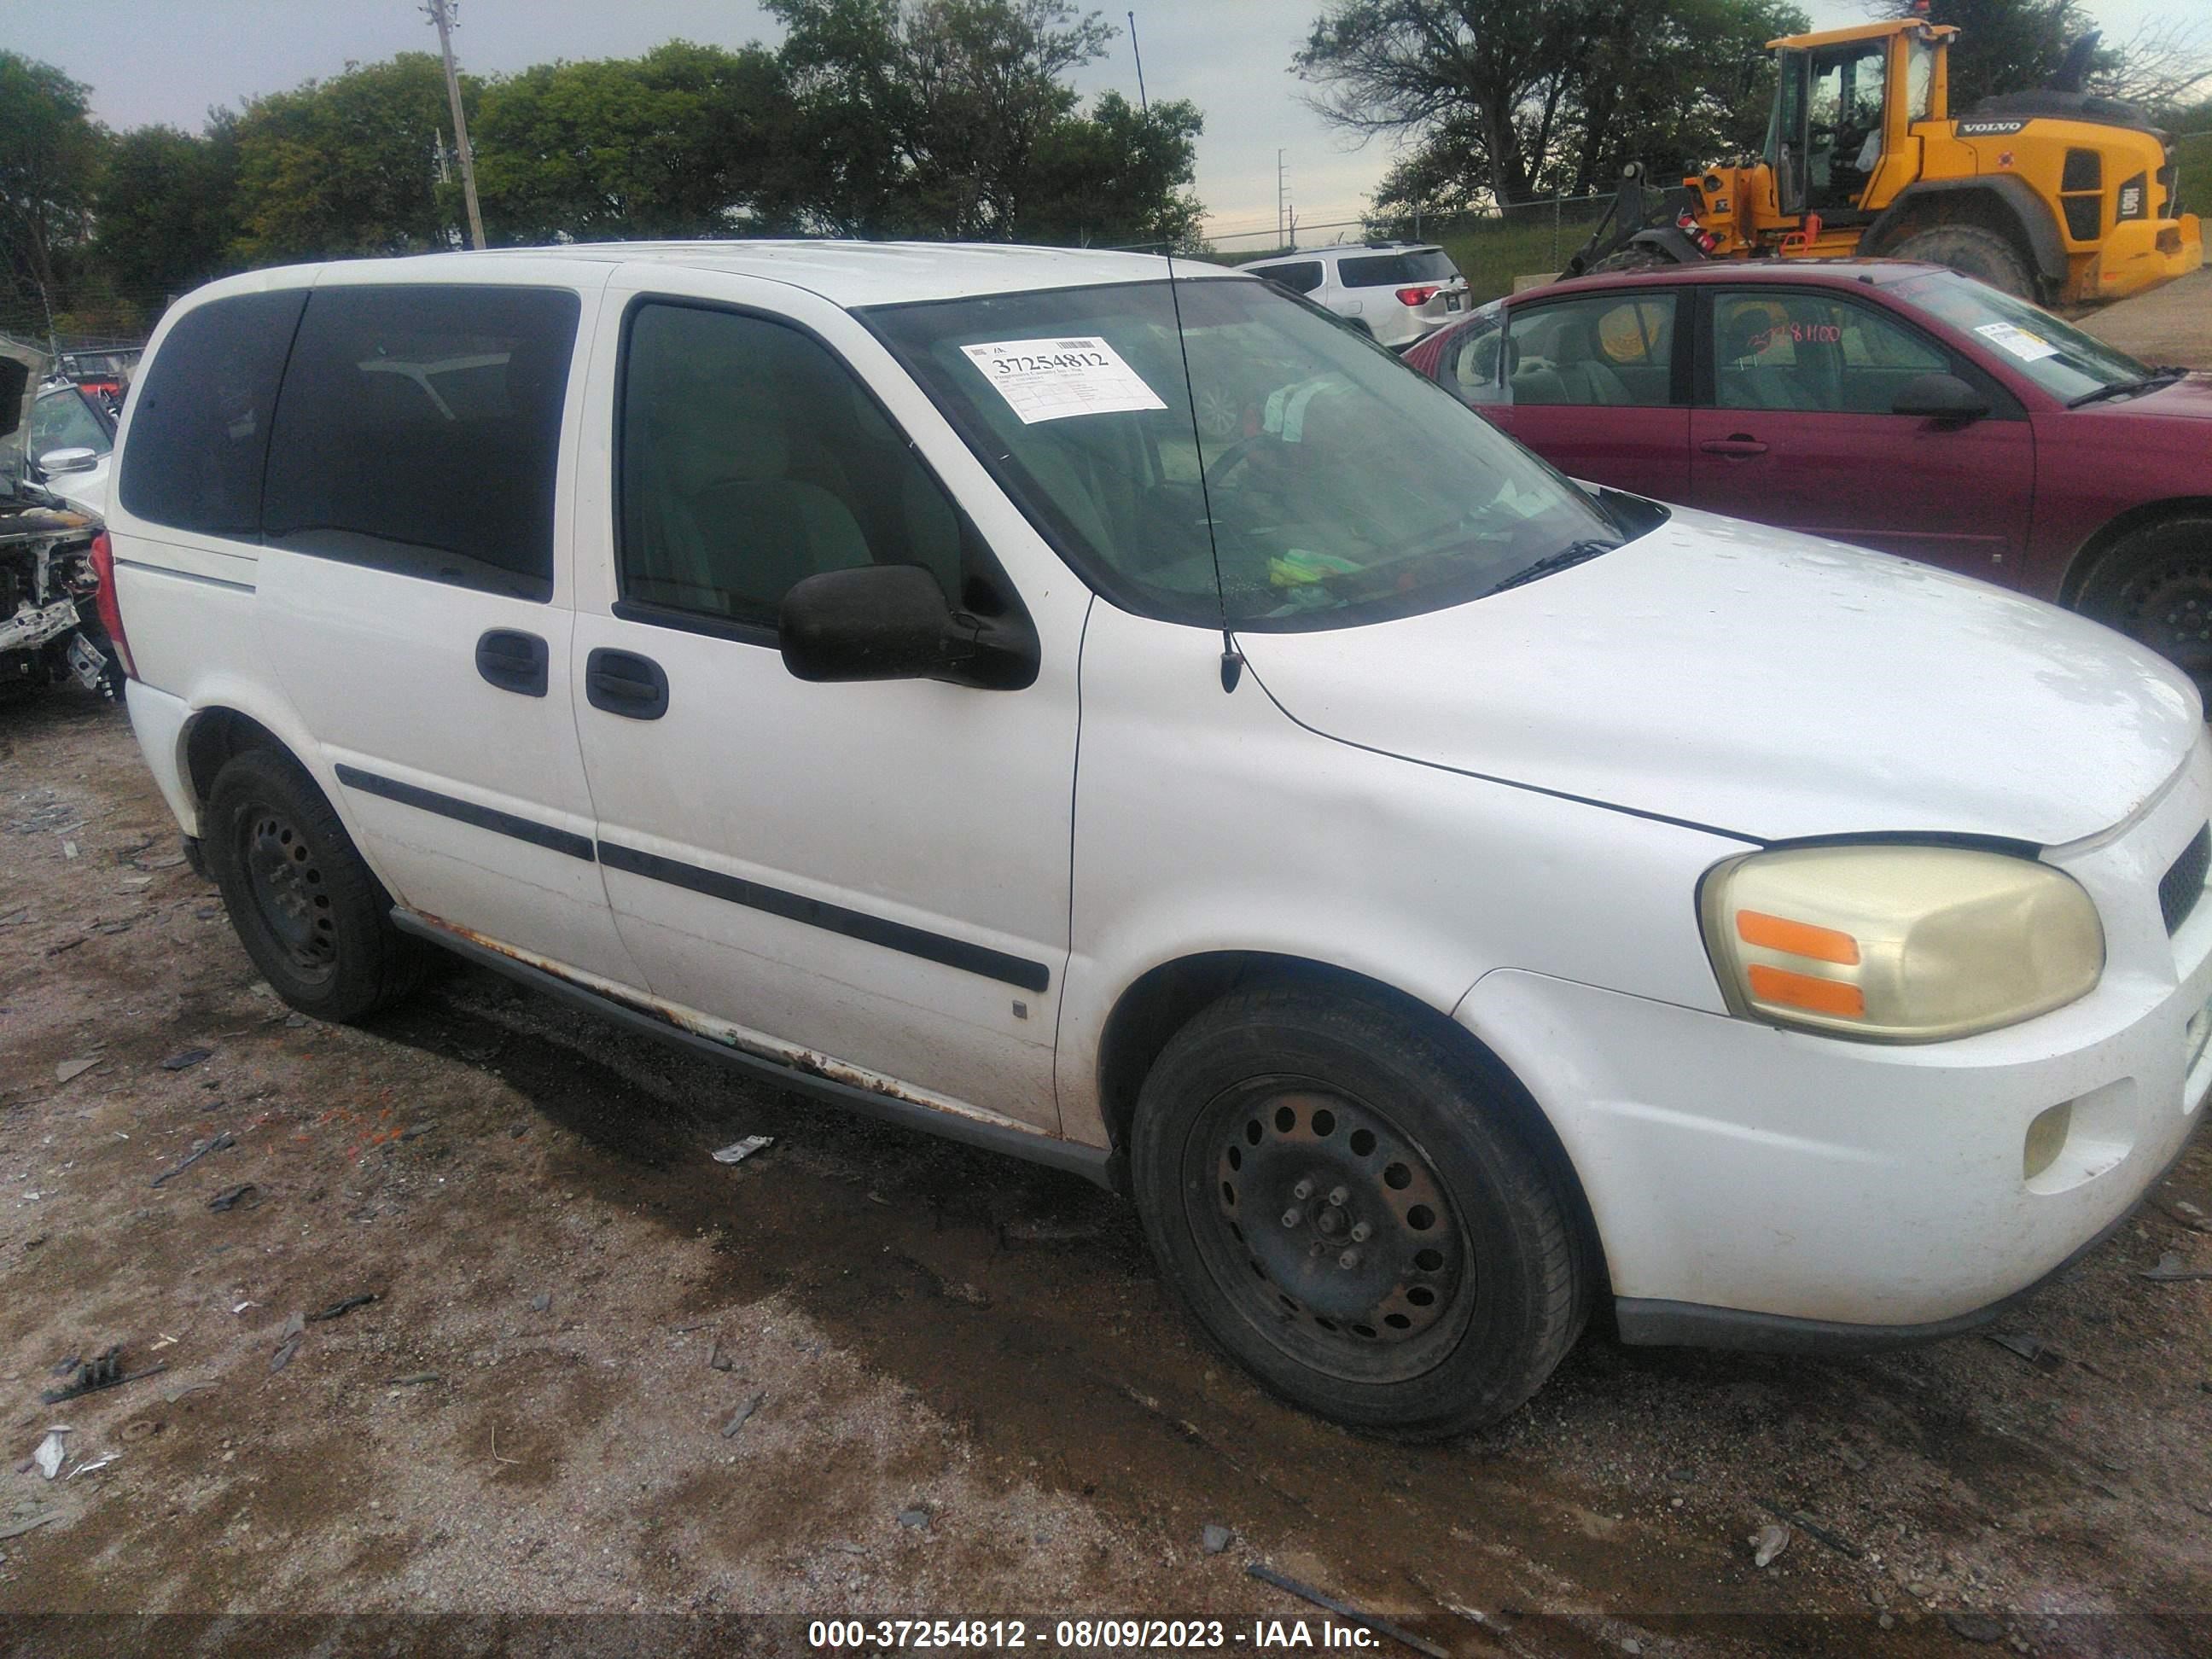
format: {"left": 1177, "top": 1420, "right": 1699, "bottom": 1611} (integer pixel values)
{"left": 0, "top": 0, "right": 2174, "bottom": 246}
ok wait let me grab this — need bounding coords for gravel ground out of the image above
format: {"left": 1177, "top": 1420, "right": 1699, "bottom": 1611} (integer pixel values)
{"left": 2, "top": 687, "right": 2209, "bottom": 1657}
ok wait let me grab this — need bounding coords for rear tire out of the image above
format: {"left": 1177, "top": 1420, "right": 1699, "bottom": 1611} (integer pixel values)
{"left": 1883, "top": 221, "right": 2034, "bottom": 300}
{"left": 1130, "top": 984, "right": 1588, "bottom": 1440}
{"left": 2072, "top": 514, "right": 2212, "bottom": 708}
{"left": 204, "top": 747, "right": 428, "bottom": 1022}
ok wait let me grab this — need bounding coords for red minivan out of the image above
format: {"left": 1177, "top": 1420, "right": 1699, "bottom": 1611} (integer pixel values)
{"left": 1405, "top": 263, "right": 2212, "bottom": 697}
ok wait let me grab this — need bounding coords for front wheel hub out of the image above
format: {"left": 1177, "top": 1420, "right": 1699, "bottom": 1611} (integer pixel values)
{"left": 1200, "top": 1086, "right": 1466, "bottom": 1380}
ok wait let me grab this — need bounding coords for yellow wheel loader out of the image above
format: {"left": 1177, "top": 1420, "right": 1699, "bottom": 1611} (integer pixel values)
{"left": 1564, "top": 18, "right": 2202, "bottom": 305}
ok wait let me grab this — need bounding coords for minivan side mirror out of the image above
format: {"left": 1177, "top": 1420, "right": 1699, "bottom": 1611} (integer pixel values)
{"left": 781, "top": 564, "right": 958, "bottom": 683}
{"left": 1892, "top": 373, "right": 1989, "bottom": 423}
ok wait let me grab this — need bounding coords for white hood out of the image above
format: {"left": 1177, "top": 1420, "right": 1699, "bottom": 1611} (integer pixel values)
{"left": 1238, "top": 509, "right": 2199, "bottom": 847}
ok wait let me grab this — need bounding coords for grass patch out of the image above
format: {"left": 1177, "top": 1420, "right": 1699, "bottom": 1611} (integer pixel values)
{"left": 1440, "top": 205, "right": 1619, "bottom": 303}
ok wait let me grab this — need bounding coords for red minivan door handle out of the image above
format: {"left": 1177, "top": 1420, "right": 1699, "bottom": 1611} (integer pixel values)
{"left": 1699, "top": 434, "right": 1769, "bottom": 457}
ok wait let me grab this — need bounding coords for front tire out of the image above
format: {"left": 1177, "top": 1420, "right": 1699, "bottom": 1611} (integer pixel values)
{"left": 2073, "top": 514, "right": 2212, "bottom": 708}
{"left": 204, "top": 747, "right": 428, "bottom": 1022}
{"left": 1883, "top": 221, "right": 2034, "bottom": 300}
{"left": 1131, "top": 985, "right": 1587, "bottom": 1439}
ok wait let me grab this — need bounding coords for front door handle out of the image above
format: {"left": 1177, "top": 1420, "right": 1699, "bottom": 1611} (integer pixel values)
{"left": 1698, "top": 435, "right": 1769, "bottom": 457}
{"left": 475, "top": 629, "right": 549, "bottom": 697}
{"left": 585, "top": 648, "right": 669, "bottom": 720}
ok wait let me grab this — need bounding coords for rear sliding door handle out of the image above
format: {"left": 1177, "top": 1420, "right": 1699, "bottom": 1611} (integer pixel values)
{"left": 585, "top": 648, "right": 669, "bottom": 720}
{"left": 475, "top": 629, "right": 549, "bottom": 697}
{"left": 1698, "top": 435, "right": 1769, "bottom": 457}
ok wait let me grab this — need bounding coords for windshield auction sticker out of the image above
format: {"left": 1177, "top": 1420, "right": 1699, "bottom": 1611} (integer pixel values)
{"left": 960, "top": 337, "right": 1167, "bottom": 423}
{"left": 1973, "top": 321, "right": 2060, "bottom": 362}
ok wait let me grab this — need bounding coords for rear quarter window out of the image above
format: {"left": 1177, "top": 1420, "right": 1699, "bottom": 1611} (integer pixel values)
{"left": 118, "top": 289, "right": 307, "bottom": 537}
{"left": 1336, "top": 249, "right": 1458, "bottom": 288}
{"left": 1247, "top": 261, "right": 1324, "bottom": 295}
{"left": 261, "top": 285, "right": 580, "bottom": 601}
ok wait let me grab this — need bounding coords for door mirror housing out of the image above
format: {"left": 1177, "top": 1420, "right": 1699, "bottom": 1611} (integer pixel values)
{"left": 37, "top": 445, "right": 99, "bottom": 475}
{"left": 779, "top": 563, "right": 1039, "bottom": 690}
{"left": 781, "top": 564, "right": 958, "bottom": 683}
{"left": 1892, "top": 373, "right": 1989, "bottom": 423}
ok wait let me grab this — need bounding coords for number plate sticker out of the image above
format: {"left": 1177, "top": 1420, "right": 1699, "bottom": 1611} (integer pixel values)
{"left": 960, "top": 336, "right": 1167, "bottom": 424}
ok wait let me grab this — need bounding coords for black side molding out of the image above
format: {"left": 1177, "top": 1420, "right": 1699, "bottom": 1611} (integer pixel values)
{"left": 334, "top": 765, "right": 594, "bottom": 862}
{"left": 390, "top": 910, "right": 1113, "bottom": 1190}
{"left": 597, "top": 840, "right": 1051, "bottom": 992}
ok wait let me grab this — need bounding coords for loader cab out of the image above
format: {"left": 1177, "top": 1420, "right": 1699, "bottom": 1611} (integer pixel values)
{"left": 1767, "top": 22, "right": 1951, "bottom": 221}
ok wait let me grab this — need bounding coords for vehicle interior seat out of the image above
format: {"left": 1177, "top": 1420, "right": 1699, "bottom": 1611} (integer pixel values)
{"left": 1551, "top": 316, "right": 1633, "bottom": 405}
{"left": 630, "top": 394, "right": 871, "bottom": 620}
{"left": 1717, "top": 311, "right": 1824, "bottom": 410}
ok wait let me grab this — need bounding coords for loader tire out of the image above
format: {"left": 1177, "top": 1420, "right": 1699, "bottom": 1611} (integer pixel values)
{"left": 1883, "top": 222, "right": 2034, "bottom": 300}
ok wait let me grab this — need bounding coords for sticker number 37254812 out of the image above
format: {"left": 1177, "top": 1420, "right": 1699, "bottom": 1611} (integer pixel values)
{"left": 959, "top": 336, "right": 1168, "bottom": 424}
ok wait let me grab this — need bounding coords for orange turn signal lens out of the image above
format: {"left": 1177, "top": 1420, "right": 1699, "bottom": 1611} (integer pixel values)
{"left": 1746, "top": 963, "right": 1866, "bottom": 1018}
{"left": 1736, "top": 910, "right": 1860, "bottom": 965}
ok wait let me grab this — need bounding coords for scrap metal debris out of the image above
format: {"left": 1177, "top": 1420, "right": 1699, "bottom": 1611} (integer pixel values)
{"left": 1756, "top": 1497, "right": 1863, "bottom": 1559}
{"left": 271, "top": 1312, "right": 306, "bottom": 1373}
{"left": 0, "top": 1513, "right": 62, "bottom": 1542}
{"left": 41, "top": 1347, "right": 165, "bottom": 1405}
{"left": 53, "top": 1057, "right": 100, "bottom": 1084}
{"left": 1986, "top": 1330, "right": 2064, "bottom": 1371}
{"left": 721, "top": 1391, "right": 766, "bottom": 1438}
{"left": 1244, "top": 1564, "right": 1450, "bottom": 1659}
{"left": 160, "top": 1048, "right": 212, "bottom": 1072}
{"left": 151, "top": 1131, "right": 235, "bottom": 1188}
{"left": 32, "top": 1430, "right": 67, "bottom": 1480}
{"left": 2140, "top": 1252, "right": 2212, "bottom": 1283}
{"left": 306, "top": 1291, "right": 378, "bottom": 1323}
{"left": 711, "top": 1135, "right": 774, "bottom": 1165}
{"left": 207, "top": 1184, "right": 257, "bottom": 1213}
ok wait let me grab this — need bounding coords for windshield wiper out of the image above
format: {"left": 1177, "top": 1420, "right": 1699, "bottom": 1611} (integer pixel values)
{"left": 2069, "top": 370, "right": 2184, "bottom": 409}
{"left": 1483, "top": 538, "right": 1620, "bottom": 597}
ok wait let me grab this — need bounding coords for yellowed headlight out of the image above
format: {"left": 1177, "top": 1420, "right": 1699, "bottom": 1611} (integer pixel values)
{"left": 1699, "top": 845, "right": 2104, "bottom": 1043}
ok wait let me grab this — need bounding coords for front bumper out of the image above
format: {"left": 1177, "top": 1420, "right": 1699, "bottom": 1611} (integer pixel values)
{"left": 2083, "top": 212, "right": 2204, "bottom": 302}
{"left": 1458, "top": 739, "right": 2212, "bottom": 1338}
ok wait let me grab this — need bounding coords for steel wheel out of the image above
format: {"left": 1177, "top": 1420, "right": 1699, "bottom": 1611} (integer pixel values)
{"left": 238, "top": 807, "right": 339, "bottom": 983}
{"left": 1186, "top": 1079, "right": 1472, "bottom": 1384}
{"left": 2116, "top": 556, "right": 2212, "bottom": 697}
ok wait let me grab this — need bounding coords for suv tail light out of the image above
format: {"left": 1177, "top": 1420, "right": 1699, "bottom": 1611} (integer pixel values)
{"left": 1395, "top": 284, "right": 1441, "bottom": 307}
{"left": 88, "top": 530, "right": 137, "bottom": 681}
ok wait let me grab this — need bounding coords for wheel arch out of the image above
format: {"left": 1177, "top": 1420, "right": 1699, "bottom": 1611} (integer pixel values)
{"left": 1861, "top": 177, "right": 2066, "bottom": 294}
{"left": 183, "top": 706, "right": 294, "bottom": 813}
{"left": 2056, "top": 497, "right": 2212, "bottom": 609}
{"left": 1096, "top": 950, "right": 1606, "bottom": 1292}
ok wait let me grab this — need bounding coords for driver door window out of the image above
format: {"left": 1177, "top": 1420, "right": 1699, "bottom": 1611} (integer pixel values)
{"left": 1807, "top": 44, "right": 1888, "bottom": 212}
{"left": 618, "top": 302, "right": 965, "bottom": 633}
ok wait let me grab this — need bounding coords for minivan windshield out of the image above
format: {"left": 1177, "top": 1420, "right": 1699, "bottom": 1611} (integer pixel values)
{"left": 864, "top": 277, "right": 1634, "bottom": 630}
{"left": 1889, "top": 268, "right": 2152, "bottom": 402}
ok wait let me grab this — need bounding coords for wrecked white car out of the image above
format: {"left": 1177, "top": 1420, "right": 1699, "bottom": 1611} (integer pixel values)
{"left": 2, "top": 336, "right": 121, "bottom": 701}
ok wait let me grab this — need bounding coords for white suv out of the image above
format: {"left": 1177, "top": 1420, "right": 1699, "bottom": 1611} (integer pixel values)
{"left": 106, "top": 242, "right": 2210, "bottom": 1436}
{"left": 1237, "top": 242, "right": 1470, "bottom": 348}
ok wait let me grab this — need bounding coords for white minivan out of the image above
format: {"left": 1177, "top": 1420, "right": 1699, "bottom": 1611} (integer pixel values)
{"left": 103, "top": 242, "right": 2209, "bottom": 1436}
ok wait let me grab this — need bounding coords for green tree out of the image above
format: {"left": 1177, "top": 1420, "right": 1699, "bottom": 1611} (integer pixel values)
{"left": 1296, "top": 0, "right": 1807, "bottom": 211}
{"left": 93, "top": 119, "right": 241, "bottom": 298}
{"left": 229, "top": 54, "right": 464, "bottom": 263}
{"left": 1869, "top": 2, "right": 2209, "bottom": 114}
{"left": 768, "top": 0, "right": 1156, "bottom": 239}
{"left": 1017, "top": 90, "right": 1205, "bottom": 248}
{"left": 0, "top": 52, "right": 106, "bottom": 338}
{"left": 470, "top": 42, "right": 806, "bottom": 242}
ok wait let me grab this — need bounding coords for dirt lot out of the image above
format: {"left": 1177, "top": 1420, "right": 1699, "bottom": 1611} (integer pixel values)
{"left": 2075, "top": 232, "right": 2212, "bottom": 368}
{"left": 2, "top": 687, "right": 2209, "bottom": 1656}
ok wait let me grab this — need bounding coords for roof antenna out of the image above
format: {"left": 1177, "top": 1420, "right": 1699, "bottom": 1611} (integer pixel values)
{"left": 1130, "top": 9, "right": 1243, "bottom": 693}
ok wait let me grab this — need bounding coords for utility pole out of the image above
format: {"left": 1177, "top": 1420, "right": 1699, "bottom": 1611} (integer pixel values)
{"left": 424, "top": 0, "right": 486, "bottom": 250}
{"left": 1277, "top": 149, "right": 1287, "bottom": 250}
